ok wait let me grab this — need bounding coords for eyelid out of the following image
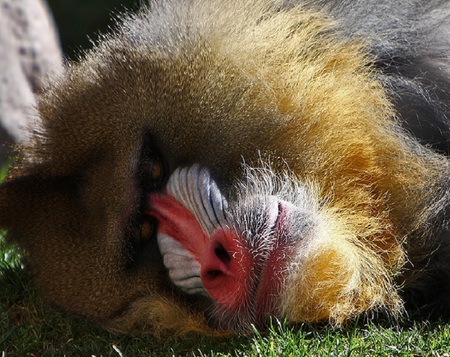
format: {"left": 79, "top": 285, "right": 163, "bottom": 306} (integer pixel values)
{"left": 140, "top": 155, "right": 166, "bottom": 191}
{"left": 140, "top": 217, "right": 156, "bottom": 241}
{"left": 150, "top": 156, "right": 164, "bottom": 187}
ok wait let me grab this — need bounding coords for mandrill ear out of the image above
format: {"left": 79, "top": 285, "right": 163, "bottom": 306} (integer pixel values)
{"left": 0, "top": 174, "right": 44, "bottom": 233}
{"left": 0, "top": 170, "right": 75, "bottom": 238}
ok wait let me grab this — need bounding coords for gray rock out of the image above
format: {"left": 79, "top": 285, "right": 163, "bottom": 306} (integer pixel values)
{"left": 0, "top": 0, "right": 63, "bottom": 163}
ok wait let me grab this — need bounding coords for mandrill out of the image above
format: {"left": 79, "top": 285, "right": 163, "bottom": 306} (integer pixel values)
{"left": 0, "top": 0, "right": 449, "bottom": 335}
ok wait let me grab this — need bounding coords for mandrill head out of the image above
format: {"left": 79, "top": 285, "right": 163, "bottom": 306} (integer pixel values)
{"left": 0, "top": 0, "right": 448, "bottom": 335}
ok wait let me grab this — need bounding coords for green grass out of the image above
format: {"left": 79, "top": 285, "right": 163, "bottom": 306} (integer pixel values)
{"left": 1, "top": 236, "right": 449, "bottom": 357}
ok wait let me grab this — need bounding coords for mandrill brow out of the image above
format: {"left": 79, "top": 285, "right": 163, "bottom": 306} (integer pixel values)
{"left": 0, "top": 0, "right": 449, "bottom": 335}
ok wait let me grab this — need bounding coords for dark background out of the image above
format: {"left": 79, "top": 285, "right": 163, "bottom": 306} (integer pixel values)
{"left": 47, "top": 0, "right": 138, "bottom": 59}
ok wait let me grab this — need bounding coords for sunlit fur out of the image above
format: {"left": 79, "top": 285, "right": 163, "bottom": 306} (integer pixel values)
{"left": 0, "top": 0, "right": 448, "bottom": 335}
{"left": 230, "top": 164, "right": 403, "bottom": 326}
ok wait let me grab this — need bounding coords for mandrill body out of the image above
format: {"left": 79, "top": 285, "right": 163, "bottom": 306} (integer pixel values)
{"left": 0, "top": 0, "right": 449, "bottom": 334}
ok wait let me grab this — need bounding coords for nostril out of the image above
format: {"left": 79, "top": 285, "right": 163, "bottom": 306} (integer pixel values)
{"left": 214, "top": 243, "right": 231, "bottom": 263}
{"left": 201, "top": 228, "right": 253, "bottom": 307}
{"left": 207, "top": 269, "right": 223, "bottom": 278}
{"left": 202, "top": 241, "right": 232, "bottom": 283}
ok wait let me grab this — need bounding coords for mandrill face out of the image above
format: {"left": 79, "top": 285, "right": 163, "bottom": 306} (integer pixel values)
{"left": 149, "top": 163, "right": 320, "bottom": 329}
{"left": 1, "top": 0, "right": 449, "bottom": 334}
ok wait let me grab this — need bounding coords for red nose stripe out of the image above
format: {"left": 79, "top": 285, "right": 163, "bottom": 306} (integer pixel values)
{"left": 148, "top": 193, "right": 209, "bottom": 257}
{"left": 147, "top": 192, "right": 253, "bottom": 309}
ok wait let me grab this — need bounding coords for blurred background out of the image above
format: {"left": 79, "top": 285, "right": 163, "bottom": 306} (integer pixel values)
{"left": 0, "top": 0, "right": 140, "bottom": 163}
{"left": 47, "top": 0, "right": 138, "bottom": 59}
